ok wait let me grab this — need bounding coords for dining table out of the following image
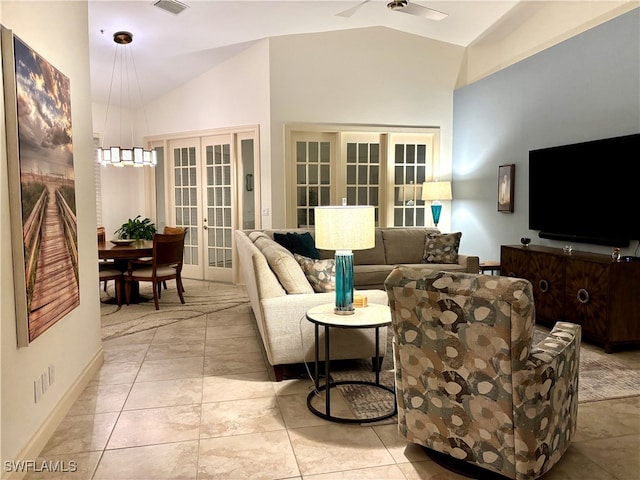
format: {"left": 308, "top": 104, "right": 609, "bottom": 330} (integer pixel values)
{"left": 98, "top": 239, "right": 154, "bottom": 304}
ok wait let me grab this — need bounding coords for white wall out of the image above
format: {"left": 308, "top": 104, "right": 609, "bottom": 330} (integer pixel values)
{"left": 1, "top": 0, "right": 103, "bottom": 467}
{"left": 268, "top": 27, "right": 465, "bottom": 232}
{"left": 131, "top": 39, "right": 272, "bottom": 228}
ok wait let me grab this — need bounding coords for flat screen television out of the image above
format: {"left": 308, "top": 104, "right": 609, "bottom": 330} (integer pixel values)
{"left": 528, "top": 133, "right": 640, "bottom": 248}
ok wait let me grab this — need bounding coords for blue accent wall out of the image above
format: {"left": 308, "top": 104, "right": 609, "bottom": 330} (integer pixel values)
{"left": 452, "top": 9, "right": 640, "bottom": 261}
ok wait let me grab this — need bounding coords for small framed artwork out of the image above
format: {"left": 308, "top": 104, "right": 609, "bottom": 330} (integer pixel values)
{"left": 498, "top": 164, "right": 515, "bottom": 213}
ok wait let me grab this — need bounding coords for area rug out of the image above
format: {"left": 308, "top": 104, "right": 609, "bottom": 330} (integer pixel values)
{"left": 334, "top": 326, "right": 640, "bottom": 422}
{"left": 100, "top": 279, "right": 249, "bottom": 340}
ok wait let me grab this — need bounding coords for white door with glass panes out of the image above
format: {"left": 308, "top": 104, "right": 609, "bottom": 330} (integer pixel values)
{"left": 168, "top": 136, "right": 235, "bottom": 283}
{"left": 341, "top": 133, "right": 386, "bottom": 226}
{"left": 388, "top": 133, "right": 437, "bottom": 227}
{"left": 287, "top": 128, "right": 439, "bottom": 228}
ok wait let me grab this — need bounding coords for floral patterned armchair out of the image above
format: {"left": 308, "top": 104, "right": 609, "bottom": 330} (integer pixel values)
{"left": 384, "top": 266, "right": 581, "bottom": 480}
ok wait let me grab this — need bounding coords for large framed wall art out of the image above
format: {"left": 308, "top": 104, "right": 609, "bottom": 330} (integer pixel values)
{"left": 2, "top": 26, "right": 79, "bottom": 346}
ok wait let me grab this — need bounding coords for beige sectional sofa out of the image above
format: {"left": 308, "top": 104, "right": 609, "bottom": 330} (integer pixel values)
{"left": 235, "top": 227, "right": 479, "bottom": 381}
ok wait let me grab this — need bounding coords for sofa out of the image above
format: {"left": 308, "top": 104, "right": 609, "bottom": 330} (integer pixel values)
{"left": 385, "top": 266, "right": 581, "bottom": 479}
{"left": 235, "top": 227, "right": 480, "bottom": 381}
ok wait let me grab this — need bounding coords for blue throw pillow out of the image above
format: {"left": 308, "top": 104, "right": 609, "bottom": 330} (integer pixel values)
{"left": 273, "top": 232, "right": 293, "bottom": 252}
{"left": 287, "top": 232, "right": 320, "bottom": 259}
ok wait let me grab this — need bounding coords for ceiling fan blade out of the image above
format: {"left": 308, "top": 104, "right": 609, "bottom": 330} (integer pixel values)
{"left": 400, "top": 2, "right": 448, "bottom": 21}
{"left": 336, "top": 0, "right": 371, "bottom": 18}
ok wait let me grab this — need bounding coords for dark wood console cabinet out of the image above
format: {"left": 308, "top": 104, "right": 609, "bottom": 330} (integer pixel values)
{"left": 500, "top": 245, "right": 640, "bottom": 353}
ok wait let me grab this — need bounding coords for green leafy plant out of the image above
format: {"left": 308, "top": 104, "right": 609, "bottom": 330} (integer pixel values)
{"left": 114, "top": 215, "right": 156, "bottom": 240}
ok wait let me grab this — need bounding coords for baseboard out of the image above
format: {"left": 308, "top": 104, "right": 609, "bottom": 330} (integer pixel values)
{"left": 2, "top": 348, "right": 104, "bottom": 480}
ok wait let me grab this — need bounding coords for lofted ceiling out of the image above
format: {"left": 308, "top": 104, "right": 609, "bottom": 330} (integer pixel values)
{"left": 88, "top": 0, "right": 526, "bottom": 107}
{"left": 87, "top": 1, "right": 632, "bottom": 108}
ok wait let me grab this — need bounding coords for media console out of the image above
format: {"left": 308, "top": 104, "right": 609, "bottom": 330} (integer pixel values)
{"left": 501, "top": 244, "right": 640, "bottom": 353}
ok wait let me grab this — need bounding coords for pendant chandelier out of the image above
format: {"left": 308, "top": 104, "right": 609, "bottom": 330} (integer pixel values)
{"left": 98, "top": 31, "right": 156, "bottom": 167}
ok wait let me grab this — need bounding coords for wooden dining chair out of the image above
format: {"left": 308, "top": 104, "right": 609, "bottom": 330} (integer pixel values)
{"left": 161, "top": 226, "right": 187, "bottom": 292}
{"left": 124, "top": 231, "right": 186, "bottom": 310}
{"left": 98, "top": 226, "right": 115, "bottom": 293}
{"left": 99, "top": 267, "right": 123, "bottom": 305}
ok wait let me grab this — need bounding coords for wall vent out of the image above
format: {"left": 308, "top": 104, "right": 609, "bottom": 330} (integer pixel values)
{"left": 153, "top": 0, "right": 189, "bottom": 15}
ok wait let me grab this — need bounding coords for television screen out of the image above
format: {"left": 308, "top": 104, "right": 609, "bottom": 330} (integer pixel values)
{"left": 529, "top": 133, "right": 640, "bottom": 247}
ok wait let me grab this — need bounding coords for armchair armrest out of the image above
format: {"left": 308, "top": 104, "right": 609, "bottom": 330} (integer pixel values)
{"left": 513, "top": 321, "right": 582, "bottom": 478}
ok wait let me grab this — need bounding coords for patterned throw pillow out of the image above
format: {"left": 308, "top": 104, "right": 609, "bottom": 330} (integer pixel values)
{"left": 295, "top": 254, "right": 335, "bottom": 293}
{"left": 423, "top": 232, "right": 462, "bottom": 264}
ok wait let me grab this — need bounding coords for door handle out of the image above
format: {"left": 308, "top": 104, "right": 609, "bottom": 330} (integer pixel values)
{"left": 203, "top": 225, "right": 208, "bottom": 230}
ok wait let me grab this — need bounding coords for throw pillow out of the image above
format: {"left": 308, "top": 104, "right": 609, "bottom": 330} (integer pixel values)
{"left": 295, "top": 254, "right": 335, "bottom": 293}
{"left": 253, "top": 236, "right": 314, "bottom": 294}
{"left": 273, "top": 232, "right": 292, "bottom": 252}
{"left": 287, "top": 232, "right": 320, "bottom": 259}
{"left": 423, "top": 232, "right": 462, "bottom": 264}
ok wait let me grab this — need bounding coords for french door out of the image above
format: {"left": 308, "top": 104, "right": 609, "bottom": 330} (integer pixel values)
{"left": 286, "top": 126, "right": 440, "bottom": 228}
{"left": 165, "top": 127, "right": 259, "bottom": 283}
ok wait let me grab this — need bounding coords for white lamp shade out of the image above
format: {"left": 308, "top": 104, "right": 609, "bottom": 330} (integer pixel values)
{"left": 421, "top": 181, "right": 452, "bottom": 201}
{"left": 314, "top": 205, "right": 375, "bottom": 251}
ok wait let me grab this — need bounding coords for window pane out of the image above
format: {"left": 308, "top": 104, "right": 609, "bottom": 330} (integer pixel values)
{"left": 370, "top": 187, "right": 378, "bottom": 207}
{"left": 395, "top": 166, "right": 403, "bottom": 185}
{"left": 320, "top": 142, "right": 331, "bottom": 162}
{"left": 394, "top": 144, "right": 404, "bottom": 164}
{"left": 297, "top": 164, "right": 306, "bottom": 184}
{"left": 346, "top": 143, "right": 356, "bottom": 163}
{"left": 320, "top": 187, "right": 331, "bottom": 205}
{"left": 370, "top": 165, "right": 379, "bottom": 184}
{"left": 296, "top": 142, "right": 306, "bottom": 162}
{"left": 347, "top": 165, "right": 356, "bottom": 184}
{"left": 358, "top": 165, "right": 367, "bottom": 184}
{"left": 358, "top": 143, "right": 368, "bottom": 163}
{"left": 309, "top": 164, "right": 318, "bottom": 184}
{"left": 297, "top": 209, "right": 307, "bottom": 228}
{"left": 358, "top": 187, "right": 367, "bottom": 205}
{"left": 309, "top": 142, "right": 318, "bottom": 163}
{"left": 370, "top": 144, "right": 379, "bottom": 163}
{"left": 321, "top": 165, "right": 330, "bottom": 184}
{"left": 297, "top": 187, "right": 307, "bottom": 206}
{"left": 347, "top": 187, "right": 356, "bottom": 205}
{"left": 417, "top": 144, "right": 426, "bottom": 163}
{"left": 405, "top": 208, "right": 414, "bottom": 226}
{"left": 309, "top": 187, "right": 319, "bottom": 206}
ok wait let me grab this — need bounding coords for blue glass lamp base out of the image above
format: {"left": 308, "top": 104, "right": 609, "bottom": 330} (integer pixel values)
{"left": 334, "top": 252, "right": 354, "bottom": 315}
{"left": 431, "top": 204, "right": 443, "bottom": 227}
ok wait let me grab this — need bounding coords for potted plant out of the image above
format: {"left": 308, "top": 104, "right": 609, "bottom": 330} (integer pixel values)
{"left": 114, "top": 215, "right": 156, "bottom": 240}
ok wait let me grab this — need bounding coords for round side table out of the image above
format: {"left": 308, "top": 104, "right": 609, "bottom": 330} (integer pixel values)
{"left": 305, "top": 303, "right": 396, "bottom": 423}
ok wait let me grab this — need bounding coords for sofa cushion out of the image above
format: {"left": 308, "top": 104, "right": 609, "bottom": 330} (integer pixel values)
{"left": 295, "top": 254, "right": 335, "bottom": 293}
{"left": 382, "top": 228, "right": 438, "bottom": 264}
{"left": 353, "top": 229, "right": 386, "bottom": 265}
{"left": 253, "top": 236, "right": 314, "bottom": 294}
{"left": 353, "top": 264, "right": 394, "bottom": 289}
{"left": 423, "top": 232, "right": 462, "bottom": 264}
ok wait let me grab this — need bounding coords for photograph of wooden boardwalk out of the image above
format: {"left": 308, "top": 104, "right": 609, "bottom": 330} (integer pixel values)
{"left": 8, "top": 33, "right": 79, "bottom": 343}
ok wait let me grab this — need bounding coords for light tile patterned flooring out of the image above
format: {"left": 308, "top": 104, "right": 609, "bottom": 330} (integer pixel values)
{"left": 27, "top": 281, "right": 640, "bottom": 480}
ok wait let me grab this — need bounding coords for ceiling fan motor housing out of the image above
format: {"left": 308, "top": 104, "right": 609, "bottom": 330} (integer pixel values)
{"left": 387, "top": 0, "right": 408, "bottom": 10}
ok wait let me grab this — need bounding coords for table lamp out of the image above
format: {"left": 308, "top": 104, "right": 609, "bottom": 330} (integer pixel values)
{"left": 314, "top": 201, "right": 375, "bottom": 315}
{"left": 421, "top": 181, "right": 452, "bottom": 228}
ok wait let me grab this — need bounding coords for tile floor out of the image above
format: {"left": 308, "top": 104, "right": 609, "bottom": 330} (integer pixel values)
{"left": 28, "top": 281, "right": 640, "bottom": 480}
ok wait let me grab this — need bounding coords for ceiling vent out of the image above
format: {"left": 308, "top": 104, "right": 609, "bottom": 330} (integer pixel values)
{"left": 153, "top": 0, "right": 189, "bottom": 15}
